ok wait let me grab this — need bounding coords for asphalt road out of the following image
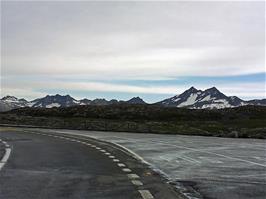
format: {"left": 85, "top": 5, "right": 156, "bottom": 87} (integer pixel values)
{"left": 49, "top": 129, "right": 266, "bottom": 199}
{"left": 0, "top": 128, "right": 179, "bottom": 199}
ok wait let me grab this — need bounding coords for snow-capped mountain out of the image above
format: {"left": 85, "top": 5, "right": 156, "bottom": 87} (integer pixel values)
{"left": 0, "top": 88, "right": 265, "bottom": 111}
{"left": 31, "top": 94, "right": 80, "bottom": 108}
{"left": 246, "top": 99, "right": 266, "bottom": 106}
{"left": 0, "top": 96, "right": 30, "bottom": 111}
{"left": 157, "top": 87, "right": 258, "bottom": 109}
{"left": 0, "top": 94, "right": 146, "bottom": 111}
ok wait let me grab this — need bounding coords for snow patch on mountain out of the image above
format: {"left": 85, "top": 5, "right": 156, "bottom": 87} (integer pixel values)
{"left": 177, "top": 93, "right": 198, "bottom": 107}
{"left": 46, "top": 103, "right": 61, "bottom": 108}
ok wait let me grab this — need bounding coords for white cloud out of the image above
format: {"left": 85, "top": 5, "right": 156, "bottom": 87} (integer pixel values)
{"left": 2, "top": 1, "right": 265, "bottom": 80}
{"left": 1, "top": 1, "right": 265, "bottom": 101}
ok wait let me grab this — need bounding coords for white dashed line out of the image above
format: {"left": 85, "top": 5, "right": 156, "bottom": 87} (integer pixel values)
{"left": 16, "top": 132, "right": 157, "bottom": 199}
{"left": 131, "top": 180, "right": 143, "bottom": 186}
{"left": 127, "top": 174, "right": 140, "bottom": 179}
{"left": 117, "top": 163, "right": 126, "bottom": 167}
{"left": 138, "top": 190, "right": 154, "bottom": 199}
{"left": 22, "top": 132, "right": 154, "bottom": 196}
{"left": 122, "top": 168, "right": 132, "bottom": 172}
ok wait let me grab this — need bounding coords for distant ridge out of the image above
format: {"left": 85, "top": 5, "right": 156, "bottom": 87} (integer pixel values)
{"left": 1, "top": 87, "right": 265, "bottom": 111}
{"left": 0, "top": 94, "right": 147, "bottom": 112}
{"left": 156, "top": 86, "right": 253, "bottom": 109}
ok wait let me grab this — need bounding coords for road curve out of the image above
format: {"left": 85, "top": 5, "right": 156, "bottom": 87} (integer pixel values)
{"left": 0, "top": 128, "right": 180, "bottom": 199}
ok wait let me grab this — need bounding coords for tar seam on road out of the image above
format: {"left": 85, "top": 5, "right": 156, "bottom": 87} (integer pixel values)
{"left": 0, "top": 140, "right": 11, "bottom": 171}
{"left": 22, "top": 131, "right": 154, "bottom": 199}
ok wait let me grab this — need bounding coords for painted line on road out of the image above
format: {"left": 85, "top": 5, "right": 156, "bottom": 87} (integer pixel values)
{"left": 127, "top": 174, "right": 140, "bottom": 179}
{"left": 20, "top": 131, "right": 158, "bottom": 199}
{"left": 122, "top": 168, "right": 132, "bottom": 172}
{"left": 117, "top": 163, "right": 126, "bottom": 167}
{"left": 131, "top": 180, "right": 143, "bottom": 186}
{"left": 0, "top": 141, "right": 12, "bottom": 171}
{"left": 138, "top": 190, "right": 154, "bottom": 199}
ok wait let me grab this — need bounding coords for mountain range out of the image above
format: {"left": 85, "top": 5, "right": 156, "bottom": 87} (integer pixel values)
{"left": 0, "top": 87, "right": 265, "bottom": 111}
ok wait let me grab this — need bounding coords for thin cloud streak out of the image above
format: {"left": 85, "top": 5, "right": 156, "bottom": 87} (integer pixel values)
{"left": 2, "top": 79, "right": 265, "bottom": 101}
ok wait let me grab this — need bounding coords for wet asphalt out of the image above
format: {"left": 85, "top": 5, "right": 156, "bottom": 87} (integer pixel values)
{"left": 0, "top": 128, "right": 180, "bottom": 199}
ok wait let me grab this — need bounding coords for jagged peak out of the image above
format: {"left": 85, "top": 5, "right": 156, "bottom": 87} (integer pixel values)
{"left": 187, "top": 86, "right": 198, "bottom": 92}
{"left": 2, "top": 95, "right": 18, "bottom": 101}
{"left": 205, "top": 87, "right": 219, "bottom": 92}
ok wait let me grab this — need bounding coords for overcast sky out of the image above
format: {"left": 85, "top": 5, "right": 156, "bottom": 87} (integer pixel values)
{"left": 1, "top": 1, "right": 265, "bottom": 102}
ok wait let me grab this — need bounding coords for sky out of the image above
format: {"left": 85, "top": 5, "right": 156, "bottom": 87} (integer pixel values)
{"left": 1, "top": 1, "right": 265, "bottom": 102}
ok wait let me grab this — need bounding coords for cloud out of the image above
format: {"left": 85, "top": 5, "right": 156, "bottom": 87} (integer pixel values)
{"left": 2, "top": 1, "right": 265, "bottom": 80}
{"left": 1, "top": 1, "right": 265, "bottom": 101}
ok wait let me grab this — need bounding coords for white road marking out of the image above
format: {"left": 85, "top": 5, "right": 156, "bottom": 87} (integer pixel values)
{"left": 138, "top": 190, "right": 154, "bottom": 199}
{"left": 105, "top": 152, "right": 111, "bottom": 155}
{"left": 113, "top": 159, "right": 120, "bottom": 162}
{"left": 127, "top": 174, "right": 140, "bottom": 179}
{"left": 100, "top": 150, "right": 106, "bottom": 152}
{"left": 96, "top": 147, "right": 101, "bottom": 150}
{"left": 0, "top": 162, "right": 5, "bottom": 170}
{"left": 131, "top": 180, "right": 143, "bottom": 186}
{"left": 122, "top": 168, "right": 132, "bottom": 172}
{"left": 0, "top": 141, "right": 12, "bottom": 171}
{"left": 109, "top": 155, "right": 115, "bottom": 158}
{"left": 117, "top": 163, "right": 126, "bottom": 167}
{"left": 1, "top": 148, "right": 11, "bottom": 162}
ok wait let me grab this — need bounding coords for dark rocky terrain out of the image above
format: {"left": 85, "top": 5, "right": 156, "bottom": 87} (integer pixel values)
{"left": 1, "top": 104, "right": 265, "bottom": 139}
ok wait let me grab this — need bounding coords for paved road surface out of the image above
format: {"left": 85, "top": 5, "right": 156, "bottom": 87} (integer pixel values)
{"left": 50, "top": 129, "right": 266, "bottom": 199}
{"left": 0, "top": 128, "right": 179, "bottom": 199}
